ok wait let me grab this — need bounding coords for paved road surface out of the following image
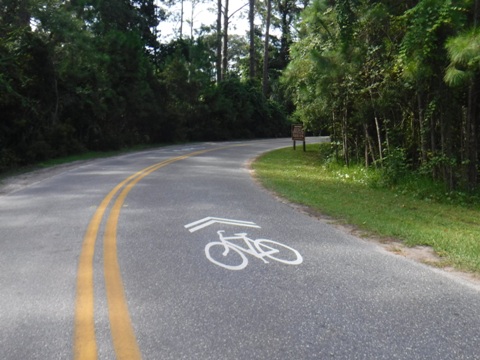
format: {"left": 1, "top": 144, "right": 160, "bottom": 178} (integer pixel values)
{"left": 1, "top": 139, "right": 479, "bottom": 359}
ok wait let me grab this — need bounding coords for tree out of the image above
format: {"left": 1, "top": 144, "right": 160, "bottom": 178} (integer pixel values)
{"left": 248, "top": 0, "right": 255, "bottom": 78}
{"left": 282, "top": 0, "right": 480, "bottom": 191}
{"left": 445, "top": 27, "right": 480, "bottom": 190}
{"left": 263, "top": 0, "right": 272, "bottom": 95}
{"left": 274, "top": 0, "right": 302, "bottom": 70}
{"left": 0, "top": 0, "right": 289, "bottom": 173}
{"left": 222, "top": 0, "right": 230, "bottom": 79}
{"left": 216, "top": 0, "right": 222, "bottom": 82}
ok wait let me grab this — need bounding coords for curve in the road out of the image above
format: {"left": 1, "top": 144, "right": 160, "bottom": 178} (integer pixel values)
{"left": 74, "top": 145, "right": 246, "bottom": 360}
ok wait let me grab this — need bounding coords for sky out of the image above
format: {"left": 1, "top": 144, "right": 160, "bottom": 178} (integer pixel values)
{"left": 157, "top": 0, "right": 255, "bottom": 41}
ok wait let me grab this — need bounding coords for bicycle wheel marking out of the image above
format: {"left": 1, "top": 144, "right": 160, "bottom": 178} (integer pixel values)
{"left": 205, "top": 242, "right": 248, "bottom": 270}
{"left": 255, "top": 239, "right": 303, "bottom": 265}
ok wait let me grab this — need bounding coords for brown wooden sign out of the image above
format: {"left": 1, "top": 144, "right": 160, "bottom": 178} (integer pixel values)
{"left": 291, "top": 124, "right": 305, "bottom": 141}
{"left": 291, "top": 124, "right": 306, "bottom": 151}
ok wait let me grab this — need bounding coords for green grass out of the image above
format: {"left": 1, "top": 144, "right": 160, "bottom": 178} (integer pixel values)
{"left": 252, "top": 144, "right": 480, "bottom": 274}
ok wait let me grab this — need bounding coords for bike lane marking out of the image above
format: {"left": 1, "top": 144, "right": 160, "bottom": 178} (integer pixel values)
{"left": 184, "top": 217, "right": 261, "bottom": 233}
{"left": 74, "top": 145, "right": 247, "bottom": 360}
{"left": 184, "top": 219, "right": 303, "bottom": 270}
{"left": 202, "top": 231, "right": 304, "bottom": 270}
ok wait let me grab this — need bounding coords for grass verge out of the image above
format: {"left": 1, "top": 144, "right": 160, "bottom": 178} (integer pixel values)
{"left": 251, "top": 144, "right": 480, "bottom": 275}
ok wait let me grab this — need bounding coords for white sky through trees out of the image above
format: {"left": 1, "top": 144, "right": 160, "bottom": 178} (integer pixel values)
{"left": 156, "top": 0, "right": 255, "bottom": 40}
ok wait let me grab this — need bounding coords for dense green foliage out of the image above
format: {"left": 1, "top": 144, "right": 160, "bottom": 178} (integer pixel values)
{"left": 0, "top": 0, "right": 289, "bottom": 171}
{"left": 283, "top": 0, "right": 480, "bottom": 192}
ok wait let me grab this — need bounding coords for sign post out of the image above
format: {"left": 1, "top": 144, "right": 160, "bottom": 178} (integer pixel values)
{"left": 291, "top": 124, "right": 306, "bottom": 151}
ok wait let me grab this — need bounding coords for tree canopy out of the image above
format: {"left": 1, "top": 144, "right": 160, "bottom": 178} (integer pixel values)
{"left": 0, "top": 0, "right": 290, "bottom": 171}
{"left": 283, "top": 0, "right": 480, "bottom": 191}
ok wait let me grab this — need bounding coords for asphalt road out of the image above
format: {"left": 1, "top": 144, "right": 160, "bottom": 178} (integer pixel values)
{"left": 1, "top": 138, "right": 479, "bottom": 360}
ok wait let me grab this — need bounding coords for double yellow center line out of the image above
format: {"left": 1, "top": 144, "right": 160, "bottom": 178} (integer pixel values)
{"left": 73, "top": 146, "right": 243, "bottom": 359}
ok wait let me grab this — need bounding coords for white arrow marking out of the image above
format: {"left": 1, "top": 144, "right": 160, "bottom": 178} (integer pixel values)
{"left": 184, "top": 217, "right": 261, "bottom": 233}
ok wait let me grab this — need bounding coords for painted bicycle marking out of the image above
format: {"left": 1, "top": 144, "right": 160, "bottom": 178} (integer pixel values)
{"left": 184, "top": 217, "right": 260, "bottom": 233}
{"left": 205, "top": 230, "right": 303, "bottom": 270}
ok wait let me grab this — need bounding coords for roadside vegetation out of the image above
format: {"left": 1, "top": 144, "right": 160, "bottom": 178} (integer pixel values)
{"left": 252, "top": 143, "right": 480, "bottom": 275}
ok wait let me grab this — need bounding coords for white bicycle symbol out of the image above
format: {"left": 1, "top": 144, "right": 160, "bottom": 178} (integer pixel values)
{"left": 205, "top": 230, "right": 303, "bottom": 270}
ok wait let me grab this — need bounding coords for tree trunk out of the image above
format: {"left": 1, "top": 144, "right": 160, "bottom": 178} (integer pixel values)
{"left": 343, "top": 107, "right": 349, "bottom": 166}
{"left": 475, "top": 0, "right": 479, "bottom": 27}
{"left": 180, "top": 0, "right": 184, "bottom": 38}
{"left": 278, "top": 0, "right": 291, "bottom": 70}
{"left": 190, "top": 0, "right": 194, "bottom": 39}
{"left": 365, "top": 136, "right": 369, "bottom": 168}
{"left": 333, "top": 111, "right": 339, "bottom": 162}
{"left": 440, "top": 110, "right": 455, "bottom": 190}
{"left": 369, "top": 88, "right": 383, "bottom": 165}
{"left": 374, "top": 113, "right": 383, "bottom": 164}
{"left": 467, "top": 82, "right": 478, "bottom": 190}
{"left": 469, "top": 0, "right": 480, "bottom": 190}
{"left": 249, "top": 0, "right": 255, "bottom": 79}
{"left": 417, "top": 92, "right": 428, "bottom": 164}
{"left": 216, "top": 0, "right": 222, "bottom": 83}
{"left": 262, "top": 0, "right": 272, "bottom": 96}
{"left": 222, "top": 0, "right": 229, "bottom": 80}
{"left": 53, "top": 75, "right": 59, "bottom": 125}
{"left": 364, "top": 123, "right": 377, "bottom": 167}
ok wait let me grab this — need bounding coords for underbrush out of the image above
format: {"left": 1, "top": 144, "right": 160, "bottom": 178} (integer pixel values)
{"left": 317, "top": 143, "right": 480, "bottom": 208}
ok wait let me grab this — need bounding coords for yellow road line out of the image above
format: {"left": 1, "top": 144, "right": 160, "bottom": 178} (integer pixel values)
{"left": 74, "top": 177, "right": 137, "bottom": 360}
{"left": 103, "top": 158, "right": 183, "bottom": 360}
{"left": 74, "top": 146, "right": 244, "bottom": 359}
